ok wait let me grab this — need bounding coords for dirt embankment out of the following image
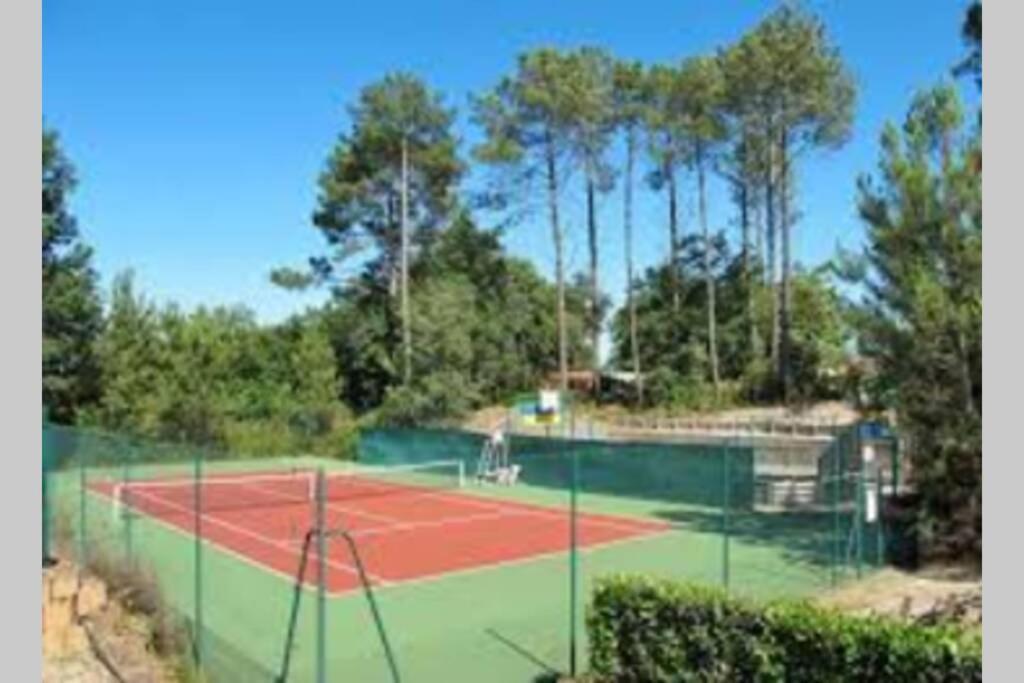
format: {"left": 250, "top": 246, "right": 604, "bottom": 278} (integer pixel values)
{"left": 43, "top": 559, "right": 180, "bottom": 683}
{"left": 815, "top": 565, "right": 981, "bottom": 629}
{"left": 464, "top": 400, "right": 865, "bottom": 435}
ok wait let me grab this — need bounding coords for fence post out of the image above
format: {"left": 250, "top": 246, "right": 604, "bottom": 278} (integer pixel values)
{"left": 722, "top": 441, "right": 731, "bottom": 591}
{"left": 875, "top": 471, "right": 884, "bottom": 567}
{"left": 568, "top": 443, "right": 580, "bottom": 678}
{"left": 854, "top": 426, "right": 864, "bottom": 580}
{"left": 122, "top": 439, "right": 133, "bottom": 565}
{"left": 193, "top": 447, "right": 204, "bottom": 672}
{"left": 316, "top": 468, "right": 327, "bottom": 683}
{"left": 78, "top": 431, "right": 88, "bottom": 569}
{"left": 42, "top": 410, "right": 52, "bottom": 564}
{"left": 830, "top": 434, "right": 840, "bottom": 588}
{"left": 891, "top": 435, "right": 902, "bottom": 495}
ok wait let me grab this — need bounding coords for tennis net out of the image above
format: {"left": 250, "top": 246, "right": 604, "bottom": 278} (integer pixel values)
{"left": 113, "top": 459, "right": 466, "bottom": 516}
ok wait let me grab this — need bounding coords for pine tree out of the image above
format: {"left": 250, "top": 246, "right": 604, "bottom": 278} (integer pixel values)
{"left": 42, "top": 129, "right": 102, "bottom": 423}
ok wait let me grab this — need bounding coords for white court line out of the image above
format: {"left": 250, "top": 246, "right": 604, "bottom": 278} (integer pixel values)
{"left": 85, "top": 488, "right": 329, "bottom": 597}
{"left": 365, "top": 524, "right": 671, "bottom": 595}
{"left": 87, "top": 484, "right": 672, "bottom": 599}
{"left": 241, "top": 478, "right": 404, "bottom": 526}
{"left": 348, "top": 508, "right": 535, "bottom": 538}
{"left": 225, "top": 475, "right": 667, "bottom": 596}
{"left": 123, "top": 487, "right": 387, "bottom": 585}
{"left": 335, "top": 480, "right": 662, "bottom": 536}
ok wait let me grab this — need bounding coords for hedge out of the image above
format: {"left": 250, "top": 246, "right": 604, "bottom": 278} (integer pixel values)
{"left": 587, "top": 575, "right": 980, "bottom": 683}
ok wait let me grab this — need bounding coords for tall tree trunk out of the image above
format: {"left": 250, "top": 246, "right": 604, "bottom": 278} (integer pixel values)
{"left": 739, "top": 162, "right": 757, "bottom": 362}
{"left": 778, "top": 128, "right": 793, "bottom": 403}
{"left": 668, "top": 163, "right": 681, "bottom": 313}
{"left": 957, "top": 326, "right": 975, "bottom": 416}
{"left": 697, "top": 144, "right": 720, "bottom": 396}
{"left": 755, "top": 184, "right": 766, "bottom": 287}
{"left": 386, "top": 196, "right": 398, "bottom": 298}
{"left": 765, "top": 134, "right": 780, "bottom": 379}
{"left": 400, "top": 136, "right": 412, "bottom": 385}
{"left": 546, "top": 133, "right": 568, "bottom": 393}
{"left": 586, "top": 161, "right": 601, "bottom": 398}
{"left": 624, "top": 126, "right": 642, "bottom": 406}
{"left": 939, "top": 130, "right": 974, "bottom": 416}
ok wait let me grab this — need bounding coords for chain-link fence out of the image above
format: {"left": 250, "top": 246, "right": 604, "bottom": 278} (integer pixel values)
{"left": 43, "top": 414, "right": 900, "bottom": 682}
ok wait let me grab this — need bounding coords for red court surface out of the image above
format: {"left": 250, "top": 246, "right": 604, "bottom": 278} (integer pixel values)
{"left": 91, "top": 471, "right": 668, "bottom": 594}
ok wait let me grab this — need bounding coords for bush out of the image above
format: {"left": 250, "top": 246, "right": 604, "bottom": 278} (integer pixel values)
{"left": 374, "top": 370, "right": 481, "bottom": 426}
{"left": 221, "top": 409, "right": 358, "bottom": 460}
{"left": 587, "top": 575, "right": 980, "bottom": 683}
{"left": 641, "top": 367, "right": 742, "bottom": 413}
{"left": 221, "top": 419, "right": 302, "bottom": 457}
{"left": 83, "top": 548, "right": 190, "bottom": 658}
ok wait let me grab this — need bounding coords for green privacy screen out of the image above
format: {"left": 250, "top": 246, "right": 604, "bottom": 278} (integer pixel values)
{"left": 359, "top": 427, "right": 757, "bottom": 508}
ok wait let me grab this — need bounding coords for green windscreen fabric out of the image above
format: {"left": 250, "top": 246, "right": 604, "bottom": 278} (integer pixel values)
{"left": 357, "top": 427, "right": 756, "bottom": 508}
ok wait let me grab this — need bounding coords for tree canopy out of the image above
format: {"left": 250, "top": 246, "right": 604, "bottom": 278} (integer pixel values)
{"left": 42, "top": 129, "right": 102, "bottom": 423}
{"left": 845, "top": 83, "right": 981, "bottom": 558}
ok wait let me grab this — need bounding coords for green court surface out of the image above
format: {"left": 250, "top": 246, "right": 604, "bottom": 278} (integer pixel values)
{"left": 44, "top": 424, "right": 886, "bottom": 683}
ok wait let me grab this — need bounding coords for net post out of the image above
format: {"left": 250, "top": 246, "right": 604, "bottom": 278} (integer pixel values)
{"left": 316, "top": 467, "right": 327, "bottom": 683}
{"left": 457, "top": 460, "right": 466, "bottom": 488}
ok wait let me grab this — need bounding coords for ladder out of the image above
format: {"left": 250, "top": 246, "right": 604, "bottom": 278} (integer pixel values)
{"left": 476, "top": 427, "right": 519, "bottom": 485}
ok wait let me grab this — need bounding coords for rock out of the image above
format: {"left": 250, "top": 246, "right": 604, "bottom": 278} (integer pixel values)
{"left": 49, "top": 563, "right": 80, "bottom": 600}
{"left": 43, "top": 597, "right": 87, "bottom": 658}
{"left": 77, "top": 577, "right": 108, "bottom": 618}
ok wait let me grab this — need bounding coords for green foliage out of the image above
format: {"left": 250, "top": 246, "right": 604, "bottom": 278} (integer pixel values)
{"left": 731, "top": 5, "right": 856, "bottom": 153}
{"left": 588, "top": 575, "right": 981, "bottom": 683}
{"left": 674, "top": 55, "right": 728, "bottom": 154}
{"left": 472, "top": 49, "right": 580, "bottom": 169}
{"left": 42, "top": 129, "right": 102, "bottom": 422}
{"left": 326, "top": 211, "right": 590, "bottom": 423}
{"left": 92, "top": 272, "right": 163, "bottom": 433}
{"left": 846, "top": 85, "right": 981, "bottom": 559}
{"left": 752, "top": 267, "right": 848, "bottom": 403}
{"left": 643, "top": 63, "right": 689, "bottom": 190}
{"left": 308, "top": 72, "right": 463, "bottom": 286}
{"left": 953, "top": 2, "right": 981, "bottom": 88}
{"left": 472, "top": 48, "right": 588, "bottom": 390}
{"left": 610, "top": 236, "right": 849, "bottom": 409}
{"left": 91, "top": 272, "right": 355, "bottom": 456}
{"left": 720, "top": 5, "right": 856, "bottom": 399}
{"left": 565, "top": 46, "right": 617, "bottom": 174}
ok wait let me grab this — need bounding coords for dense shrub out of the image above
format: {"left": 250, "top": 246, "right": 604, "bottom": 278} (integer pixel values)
{"left": 588, "top": 575, "right": 980, "bottom": 683}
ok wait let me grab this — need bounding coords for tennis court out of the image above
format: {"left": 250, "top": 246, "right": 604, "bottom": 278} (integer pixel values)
{"left": 43, "top": 422, "right": 892, "bottom": 682}
{"left": 88, "top": 463, "right": 666, "bottom": 595}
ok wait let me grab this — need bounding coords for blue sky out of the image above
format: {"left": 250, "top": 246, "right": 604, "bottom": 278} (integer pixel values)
{"left": 44, "top": 0, "right": 977, "bottom": 337}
